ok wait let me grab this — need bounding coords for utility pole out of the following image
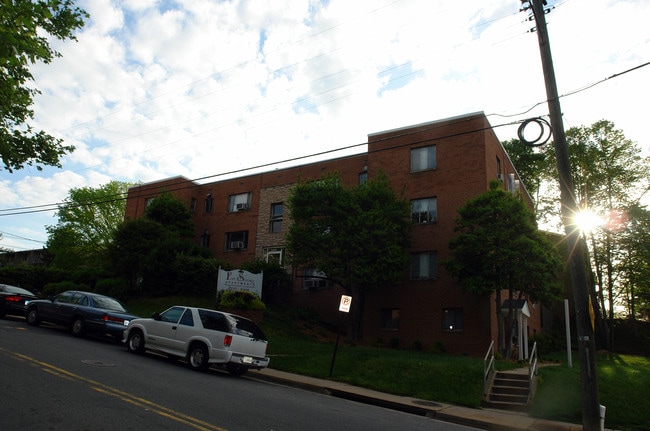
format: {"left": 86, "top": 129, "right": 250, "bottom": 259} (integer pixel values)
{"left": 522, "top": 1, "right": 601, "bottom": 429}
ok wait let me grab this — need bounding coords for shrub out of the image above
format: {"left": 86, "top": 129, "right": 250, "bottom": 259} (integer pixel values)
{"left": 217, "top": 290, "right": 266, "bottom": 311}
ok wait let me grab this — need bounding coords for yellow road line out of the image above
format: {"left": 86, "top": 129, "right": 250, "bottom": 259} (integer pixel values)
{"left": 0, "top": 348, "right": 227, "bottom": 431}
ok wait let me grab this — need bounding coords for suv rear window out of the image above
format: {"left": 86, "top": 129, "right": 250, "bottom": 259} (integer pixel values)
{"left": 228, "top": 315, "right": 267, "bottom": 340}
{"left": 198, "top": 310, "right": 229, "bottom": 332}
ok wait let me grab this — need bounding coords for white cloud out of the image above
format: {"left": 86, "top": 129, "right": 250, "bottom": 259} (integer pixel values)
{"left": 2, "top": 0, "right": 649, "bottom": 251}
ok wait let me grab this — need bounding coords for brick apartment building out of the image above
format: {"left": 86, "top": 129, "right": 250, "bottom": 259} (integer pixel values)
{"left": 125, "top": 111, "right": 549, "bottom": 357}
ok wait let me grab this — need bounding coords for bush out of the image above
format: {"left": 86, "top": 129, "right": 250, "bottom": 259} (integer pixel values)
{"left": 95, "top": 278, "right": 129, "bottom": 302}
{"left": 217, "top": 290, "right": 266, "bottom": 311}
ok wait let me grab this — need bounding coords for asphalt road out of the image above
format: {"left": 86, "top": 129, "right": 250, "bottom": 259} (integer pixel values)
{"left": 1, "top": 316, "right": 480, "bottom": 431}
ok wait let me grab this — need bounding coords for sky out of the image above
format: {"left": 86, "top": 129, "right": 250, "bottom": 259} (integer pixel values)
{"left": 1, "top": 0, "right": 649, "bottom": 252}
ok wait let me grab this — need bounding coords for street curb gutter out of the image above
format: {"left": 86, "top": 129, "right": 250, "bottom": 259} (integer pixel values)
{"left": 247, "top": 370, "right": 586, "bottom": 431}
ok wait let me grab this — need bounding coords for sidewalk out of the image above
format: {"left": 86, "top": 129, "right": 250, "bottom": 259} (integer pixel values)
{"left": 247, "top": 368, "right": 585, "bottom": 431}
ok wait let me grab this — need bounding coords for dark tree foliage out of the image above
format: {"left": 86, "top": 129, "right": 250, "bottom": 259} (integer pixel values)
{"left": 286, "top": 171, "right": 412, "bottom": 340}
{"left": 108, "top": 193, "right": 216, "bottom": 297}
{"left": 446, "top": 181, "right": 563, "bottom": 356}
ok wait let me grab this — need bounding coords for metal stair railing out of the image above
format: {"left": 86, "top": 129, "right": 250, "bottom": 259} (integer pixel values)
{"left": 528, "top": 341, "right": 538, "bottom": 390}
{"left": 483, "top": 340, "right": 495, "bottom": 396}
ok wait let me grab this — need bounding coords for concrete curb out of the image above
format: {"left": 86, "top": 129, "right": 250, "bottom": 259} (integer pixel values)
{"left": 247, "top": 368, "right": 586, "bottom": 431}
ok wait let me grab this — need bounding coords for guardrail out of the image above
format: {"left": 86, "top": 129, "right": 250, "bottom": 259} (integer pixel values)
{"left": 483, "top": 340, "right": 495, "bottom": 395}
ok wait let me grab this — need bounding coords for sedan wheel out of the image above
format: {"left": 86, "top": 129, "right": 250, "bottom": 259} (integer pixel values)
{"left": 26, "top": 307, "right": 40, "bottom": 326}
{"left": 127, "top": 330, "right": 145, "bottom": 354}
{"left": 71, "top": 317, "right": 85, "bottom": 337}
{"left": 187, "top": 344, "right": 209, "bottom": 371}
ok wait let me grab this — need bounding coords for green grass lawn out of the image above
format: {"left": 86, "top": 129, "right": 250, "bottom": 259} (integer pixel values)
{"left": 125, "top": 298, "right": 648, "bottom": 431}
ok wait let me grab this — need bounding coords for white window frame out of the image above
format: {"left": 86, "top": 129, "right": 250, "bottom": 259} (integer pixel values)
{"left": 263, "top": 247, "right": 284, "bottom": 266}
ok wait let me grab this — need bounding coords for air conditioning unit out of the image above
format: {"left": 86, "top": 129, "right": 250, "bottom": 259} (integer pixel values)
{"left": 304, "top": 279, "right": 327, "bottom": 289}
{"left": 230, "top": 241, "right": 245, "bottom": 249}
{"left": 235, "top": 203, "right": 249, "bottom": 211}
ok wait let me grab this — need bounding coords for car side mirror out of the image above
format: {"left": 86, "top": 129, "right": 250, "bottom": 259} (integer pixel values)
{"left": 152, "top": 312, "right": 161, "bottom": 320}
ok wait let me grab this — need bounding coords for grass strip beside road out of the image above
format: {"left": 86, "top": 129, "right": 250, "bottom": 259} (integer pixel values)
{"left": 126, "top": 297, "right": 649, "bottom": 431}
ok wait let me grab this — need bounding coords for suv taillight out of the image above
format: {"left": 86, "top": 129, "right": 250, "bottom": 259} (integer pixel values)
{"left": 224, "top": 335, "right": 233, "bottom": 347}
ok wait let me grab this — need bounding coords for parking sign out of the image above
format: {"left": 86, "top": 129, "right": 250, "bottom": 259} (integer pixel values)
{"left": 339, "top": 295, "right": 352, "bottom": 313}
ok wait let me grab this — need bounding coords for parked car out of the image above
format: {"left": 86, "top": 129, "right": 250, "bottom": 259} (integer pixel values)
{"left": 0, "top": 284, "right": 38, "bottom": 318}
{"left": 26, "top": 290, "right": 138, "bottom": 339}
{"left": 123, "top": 306, "right": 269, "bottom": 375}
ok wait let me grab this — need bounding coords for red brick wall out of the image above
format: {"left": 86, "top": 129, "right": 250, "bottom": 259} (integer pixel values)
{"left": 124, "top": 113, "right": 543, "bottom": 356}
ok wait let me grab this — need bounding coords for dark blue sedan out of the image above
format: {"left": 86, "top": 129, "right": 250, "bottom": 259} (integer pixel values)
{"left": 26, "top": 290, "right": 138, "bottom": 339}
{"left": 0, "top": 284, "right": 38, "bottom": 318}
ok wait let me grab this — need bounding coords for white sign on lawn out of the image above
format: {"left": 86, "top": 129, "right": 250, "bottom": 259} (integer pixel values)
{"left": 217, "top": 267, "right": 263, "bottom": 298}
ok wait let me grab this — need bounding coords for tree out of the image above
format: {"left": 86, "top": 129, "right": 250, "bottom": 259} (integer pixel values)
{"left": 446, "top": 181, "right": 563, "bottom": 357}
{"left": 240, "top": 258, "right": 291, "bottom": 304}
{"left": 107, "top": 192, "right": 217, "bottom": 297}
{"left": 505, "top": 120, "right": 650, "bottom": 350}
{"left": 502, "top": 138, "right": 557, "bottom": 227}
{"left": 1, "top": 0, "right": 88, "bottom": 172}
{"left": 46, "top": 181, "right": 133, "bottom": 269}
{"left": 286, "top": 171, "right": 412, "bottom": 340}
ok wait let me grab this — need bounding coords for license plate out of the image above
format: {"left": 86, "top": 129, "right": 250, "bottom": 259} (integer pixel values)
{"left": 242, "top": 356, "right": 253, "bottom": 364}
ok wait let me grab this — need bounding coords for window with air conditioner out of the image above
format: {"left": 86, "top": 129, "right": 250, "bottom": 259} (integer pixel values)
{"left": 228, "top": 192, "right": 251, "bottom": 212}
{"left": 303, "top": 268, "right": 329, "bottom": 290}
{"left": 225, "top": 231, "right": 248, "bottom": 250}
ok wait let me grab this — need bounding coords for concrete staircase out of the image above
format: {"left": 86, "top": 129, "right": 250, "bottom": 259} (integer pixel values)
{"left": 483, "top": 369, "right": 534, "bottom": 412}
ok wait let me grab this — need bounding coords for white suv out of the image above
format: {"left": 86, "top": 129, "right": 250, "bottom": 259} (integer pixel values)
{"left": 123, "top": 306, "right": 269, "bottom": 375}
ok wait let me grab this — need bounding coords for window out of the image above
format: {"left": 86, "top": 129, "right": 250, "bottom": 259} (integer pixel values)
{"left": 263, "top": 247, "right": 284, "bottom": 265}
{"left": 228, "top": 192, "right": 252, "bottom": 212}
{"left": 381, "top": 308, "right": 399, "bottom": 330}
{"left": 303, "top": 268, "right": 330, "bottom": 290}
{"left": 179, "top": 309, "right": 195, "bottom": 326}
{"left": 144, "top": 197, "right": 155, "bottom": 208}
{"left": 190, "top": 198, "right": 197, "bottom": 213}
{"left": 160, "top": 306, "right": 185, "bottom": 323}
{"left": 359, "top": 172, "right": 368, "bottom": 184}
{"left": 199, "top": 310, "right": 229, "bottom": 332}
{"left": 410, "top": 251, "right": 438, "bottom": 280}
{"left": 201, "top": 229, "right": 210, "bottom": 248}
{"left": 443, "top": 308, "right": 463, "bottom": 331}
{"left": 205, "top": 194, "right": 214, "bottom": 212}
{"left": 270, "top": 203, "right": 283, "bottom": 233}
{"left": 411, "top": 197, "right": 437, "bottom": 224}
{"left": 496, "top": 156, "right": 502, "bottom": 179}
{"left": 226, "top": 231, "right": 248, "bottom": 250}
{"left": 410, "top": 145, "right": 436, "bottom": 172}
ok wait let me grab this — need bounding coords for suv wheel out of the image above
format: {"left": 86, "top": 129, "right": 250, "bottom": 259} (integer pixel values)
{"left": 127, "top": 329, "right": 145, "bottom": 354}
{"left": 187, "top": 344, "right": 209, "bottom": 371}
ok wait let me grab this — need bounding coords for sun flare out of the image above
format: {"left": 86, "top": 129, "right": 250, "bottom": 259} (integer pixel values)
{"left": 574, "top": 209, "right": 602, "bottom": 234}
